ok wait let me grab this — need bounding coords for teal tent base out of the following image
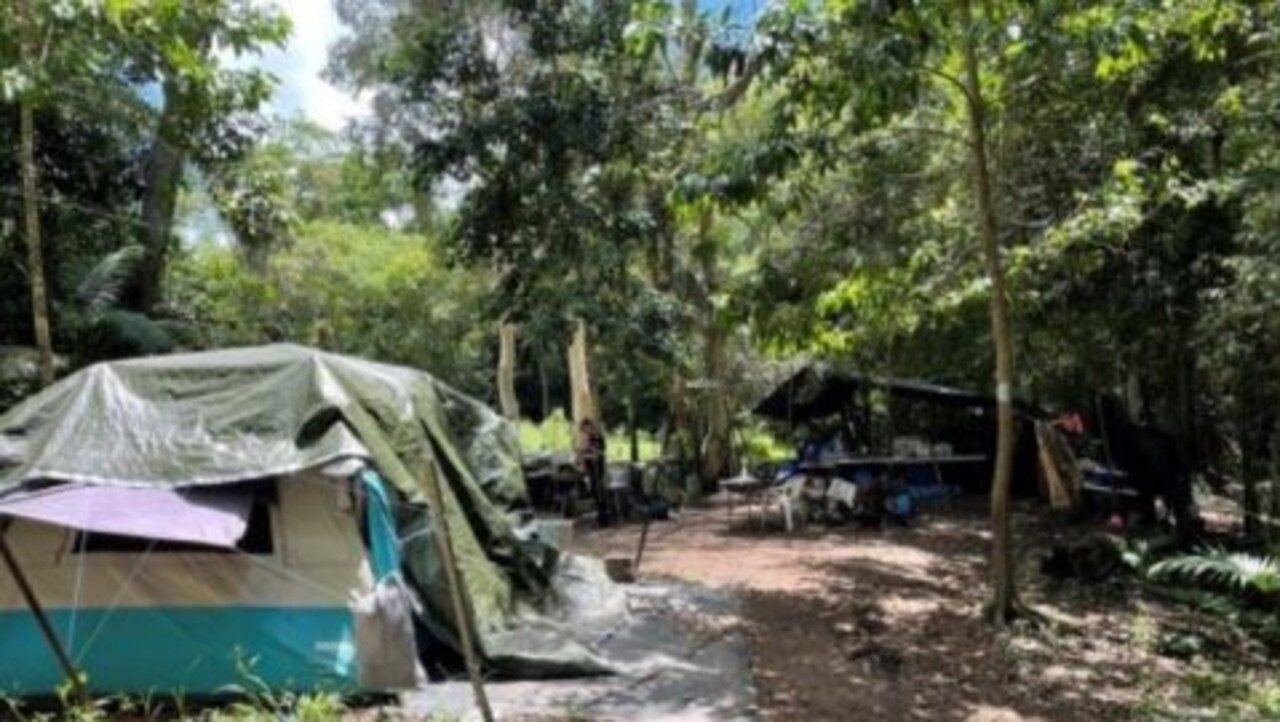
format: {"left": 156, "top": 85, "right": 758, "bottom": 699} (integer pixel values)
{"left": 0, "top": 607, "right": 357, "bottom": 697}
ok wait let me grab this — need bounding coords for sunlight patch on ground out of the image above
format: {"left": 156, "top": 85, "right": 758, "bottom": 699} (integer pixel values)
{"left": 963, "top": 705, "right": 1048, "bottom": 722}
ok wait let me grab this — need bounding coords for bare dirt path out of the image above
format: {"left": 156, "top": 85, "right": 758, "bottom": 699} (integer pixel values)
{"left": 576, "top": 497, "right": 1276, "bottom": 721}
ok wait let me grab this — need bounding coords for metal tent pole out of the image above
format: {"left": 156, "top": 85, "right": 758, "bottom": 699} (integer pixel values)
{"left": 0, "top": 524, "right": 87, "bottom": 703}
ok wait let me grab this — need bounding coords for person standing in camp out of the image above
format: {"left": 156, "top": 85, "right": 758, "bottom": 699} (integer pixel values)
{"left": 577, "top": 418, "right": 609, "bottom": 526}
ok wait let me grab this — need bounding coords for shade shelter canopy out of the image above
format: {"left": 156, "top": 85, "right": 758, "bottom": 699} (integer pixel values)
{"left": 752, "top": 363, "right": 1030, "bottom": 423}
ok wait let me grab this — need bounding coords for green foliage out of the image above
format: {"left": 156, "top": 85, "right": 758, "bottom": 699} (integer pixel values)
{"left": 208, "top": 154, "right": 298, "bottom": 268}
{"left": 73, "top": 245, "right": 145, "bottom": 316}
{"left": 1139, "top": 668, "right": 1280, "bottom": 721}
{"left": 1149, "top": 548, "right": 1280, "bottom": 599}
{"left": 329, "top": 0, "right": 722, "bottom": 429}
{"left": 0, "top": 99, "right": 152, "bottom": 352}
{"left": 1136, "top": 542, "right": 1280, "bottom": 653}
{"left": 1184, "top": 668, "right": 1252, "bottom": 707}
{"left": 740, "top": 0, "right": 1280, "bottom": 494}
{"left": 0, "top": 348, "right": 50, "bottom": 412}
{"left": 4, "top": 0, "right": 1280, "bottom": 526}
{"left": 169, "top": 219, "right": 488, "bottom": 390}
{"left": 0, "top": 0, "right": 291, "bottom": 362}
{"left": 519, "top": 407, "right": 662, "bottom": 461}
{"left": 282, "top": 121, "right": 421, "bottom": 228}
{"left": 517, "top": 406, "right": 789, "bottom": 463}
{"left": 335, "top": 0, "right": 668, "bottom": 309}
{"left": 1, "top": 654, "right": 350, "bottom": 722}
{"left": 738, "top": 420, "right": 792, "bottom": 462}
{"left": 213, "top": 652, "right": 346, "bottom": 722}
{"left": 1118, "top": 532, "right": 1180, "bottom": 572}
{"left": 520, "top": 409, "right": 579, "bottom": 455}
{"left": 1248, "top": 680, "right": 1280, "bottom": 719}
{"left": 196, "top": 119, "right": 423, "bottom": 269}
{"left": 1, "top": 690, "right": 347, "bottom": 722}
{"left": 103, "top": 0, "right": 290, "bottom": 167}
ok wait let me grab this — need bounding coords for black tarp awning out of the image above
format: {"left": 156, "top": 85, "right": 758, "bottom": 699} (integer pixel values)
{"left": 752, "top": 364, "right": 1018, "bottom": 423}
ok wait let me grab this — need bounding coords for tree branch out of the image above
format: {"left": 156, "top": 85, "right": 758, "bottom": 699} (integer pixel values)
{"left": 921, "top": 64, "right": 976, "bottom": 106}
{"left": 706, "top": 55, "right": 765, "bottom": 111}
{"left": 893, "top": 124, "right": 971, "bottom": 147}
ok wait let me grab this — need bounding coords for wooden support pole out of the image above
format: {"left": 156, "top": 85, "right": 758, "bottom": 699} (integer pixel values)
{"left": 0, "top": 526, "right": 87, "bottom": 702}
{"left": 419, "top": 461, "right": 494, "bottom": 722}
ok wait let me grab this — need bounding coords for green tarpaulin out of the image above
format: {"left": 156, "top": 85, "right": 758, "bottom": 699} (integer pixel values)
{"left": 0, "top": 344, "right": 611, "bottom": 678}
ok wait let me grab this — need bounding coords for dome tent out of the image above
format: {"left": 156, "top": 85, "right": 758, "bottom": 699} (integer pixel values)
{"left": 0, "top": 344, "right": 612, "bottom": 697}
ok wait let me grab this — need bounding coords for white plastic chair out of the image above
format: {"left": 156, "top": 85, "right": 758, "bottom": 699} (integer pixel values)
{"left": 771, "top": 477, "right": 810, "bottom": 532}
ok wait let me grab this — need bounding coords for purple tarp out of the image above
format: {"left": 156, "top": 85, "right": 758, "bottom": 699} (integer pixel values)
{"left": 0, "top": 484, "right": 252, "bottom": 549}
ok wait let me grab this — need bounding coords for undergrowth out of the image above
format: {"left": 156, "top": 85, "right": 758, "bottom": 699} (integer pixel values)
{"left": 1149, "top": 548, "right": 1280, "bottom": 600}
{"left": 1104, "top": 532, "right": 1280, "bottom": 720}
{"left": 1140, "top": 544, "right": 1280, "bottom": 651}
{"left": 1138, "top": 668, "right": 1280, "bottom": 721}
{"left": 0, "top": 657, "right": 356, "bottom": 722}
{"left": 1, "top": 691, "right": 351, "bottom": 722}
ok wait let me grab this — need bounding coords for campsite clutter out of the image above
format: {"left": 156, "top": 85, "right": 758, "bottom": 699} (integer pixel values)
{"left": 0, "top": 346, "right": 1252, "bottom": 721}
{"left": 527, "top": 363, "right": 1193, "bottom": 547}
{"left": 721, "top": 364, "right": 1200, "bottom": 540}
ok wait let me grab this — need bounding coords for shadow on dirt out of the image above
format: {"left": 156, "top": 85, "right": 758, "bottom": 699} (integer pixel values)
{"left": 734, "top": 503, "right": 1142, "bottom": 721}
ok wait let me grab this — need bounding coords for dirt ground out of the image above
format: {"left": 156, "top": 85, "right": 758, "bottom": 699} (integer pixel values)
{"left": 575, "top": 495, "right": 1279, "bottom": 722}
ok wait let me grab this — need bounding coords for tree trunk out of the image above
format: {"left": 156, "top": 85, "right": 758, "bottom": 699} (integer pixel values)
{"left": 960, "top": 0, "right": 1020, "bottom": 625}
{"left": 701, "top": 325, "right": 733, "bottom": 481}
{"left": 1239, "top": 362, "right": 1264, "bottom": 541}
{"left": 497, "top": 320, "right": 520, "bottom": 421}
{"left": 664, "top": 375, "right": 700, "bottom": 503}
{"left": 672, "top": 0, "right": 733, "bottom": 488}
{"left": 567, "top": 320, "right": 597, "bottom": 426}
{"left": 694, "top": 207, "right": 734, "bottom": 485}
{"left": 1242, "top": 440, "right": 1259, "bottom": 541}
{"left": 680, "top": 0, "right": 703, "bottom": 84}
{"left": 660, "top": 377, "right": 685, "bottom": 460}
{"left": 1174, "top": 334, "right": 1199, "bottom": 473}
{"left": 538, "top": 353, "right": 551, "bottom": 420}
{"left": 627, "top": 396, "right": 640, "bottom": 463}
{"left": 17, "top": 0, "right": 53, "bottom": 387}
{"left": 1270, "top": 423, "right": 1280, "bottom": 545}
{"left": 137, "top": 79, "right": 186, "bottom": 310}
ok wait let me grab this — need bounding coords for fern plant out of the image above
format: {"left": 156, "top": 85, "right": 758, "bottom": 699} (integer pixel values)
{"left": 1149, "top": 547, "right": 1280, "bottom": 602}
{"left": 58, "top": 244, "right": 177, "bottom": 362}
{"left": 74, "top": 245, "right": 146, "bottom": 316}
